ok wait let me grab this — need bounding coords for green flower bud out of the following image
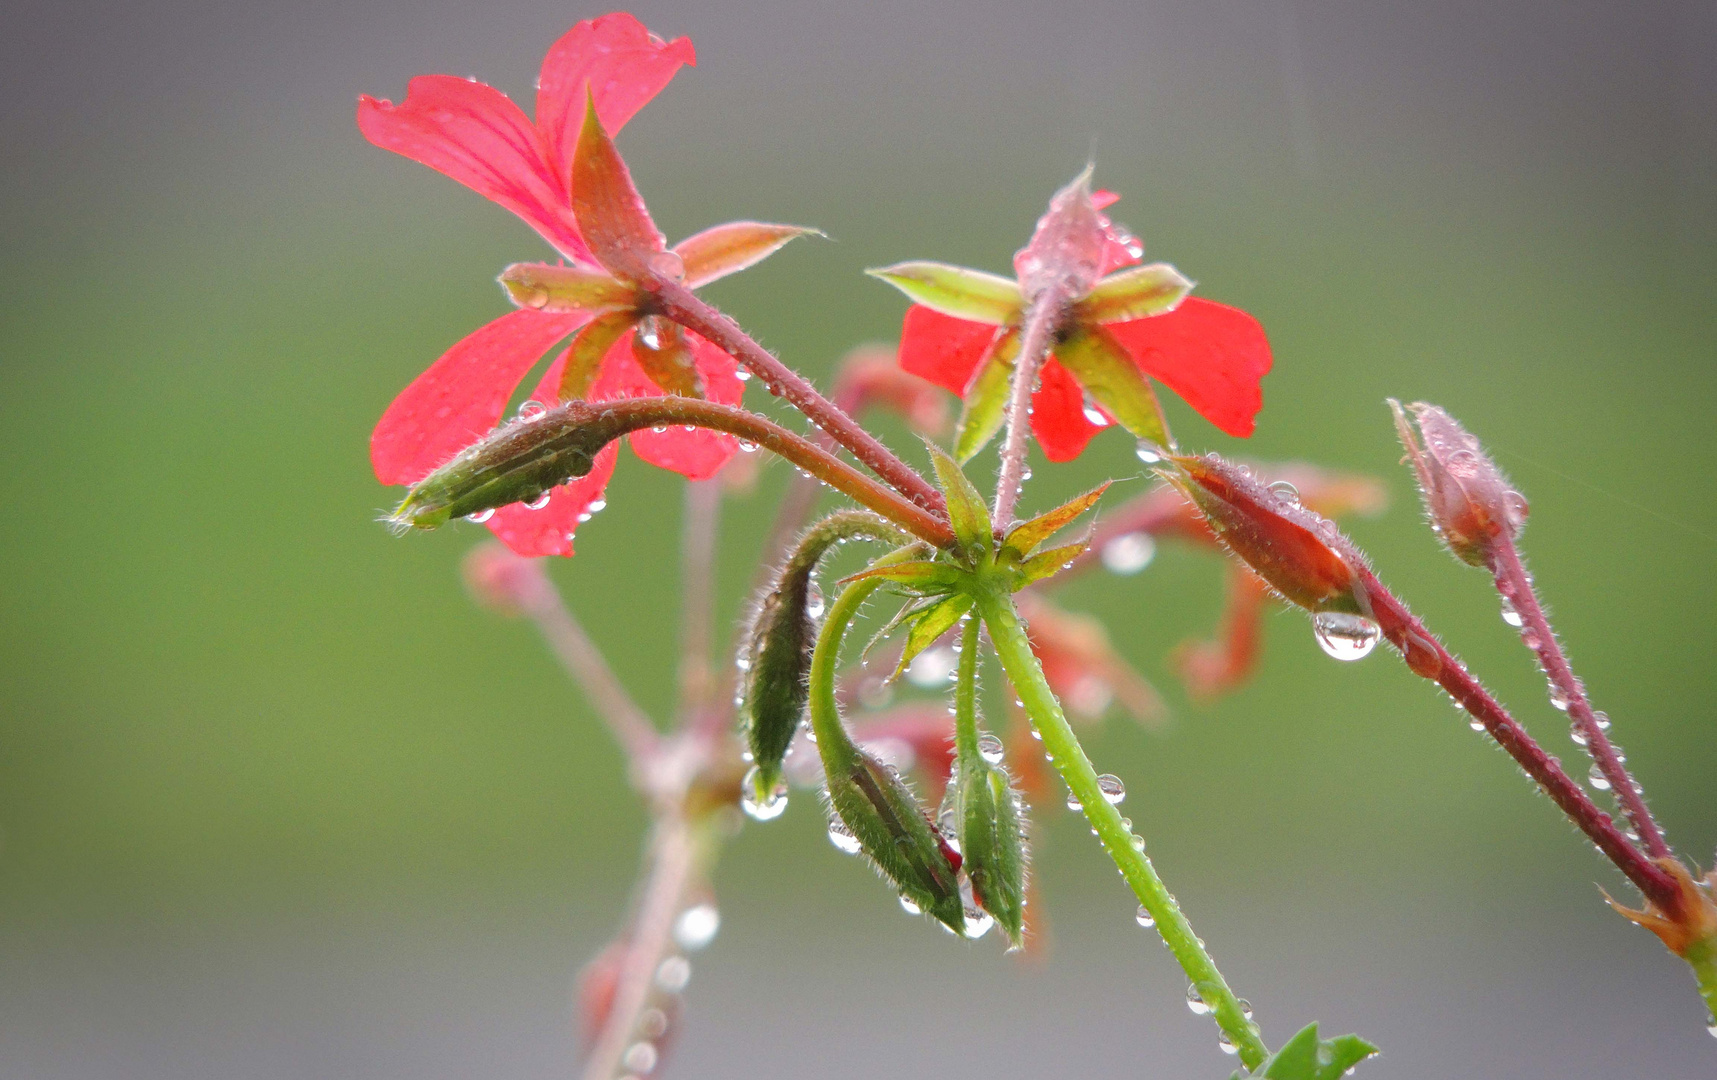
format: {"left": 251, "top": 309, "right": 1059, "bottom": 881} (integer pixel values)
{"left": 825, "top": 748, "right": 966, "bottom": 934}
{"left": 954, "top": 755, "right": 1028, "bottom": 947}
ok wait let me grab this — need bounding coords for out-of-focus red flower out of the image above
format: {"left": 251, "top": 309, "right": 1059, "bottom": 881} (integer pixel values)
{"left": 874, "top": 184, "right": 1271, "bottom": 464}
{"left": 1016, "top": 593, "right": 1166, "bottom": 727}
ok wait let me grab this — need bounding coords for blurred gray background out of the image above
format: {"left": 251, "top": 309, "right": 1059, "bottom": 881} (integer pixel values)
{"left": 2, "top": 0, "right": 1715, "bottom": 1076}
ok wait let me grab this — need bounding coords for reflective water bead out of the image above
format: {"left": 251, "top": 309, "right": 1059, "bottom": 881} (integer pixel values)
{"left": 1066, "top": 791, "right": 1082, "bottom": 812}
{"left": 1238, "top": 998, "right": 1254, "bottom": 1021}
{"left": 651, "top": 424, "right": 669, "bottom": 434}
{"left": 738, "top": 440, "right": 758, "bottom": 452}
{"left": 1135, "top": 440, "right": 1166, "bottom": 464}
{"left": 524, "top": 491, "right": 552, "bottom": 510}
{"left": 740, "top": 766, "right": 789, "bottom": 820}
{"left": 827, "top": 819, "right": 862, "bottom": 854}
{"left": 735, "top": 369, "right": 752, "bottom": 381}
{"left": 978, "top": 732, "right": 1005, "bottom": 765}
{"left": 654, "top": 955, "right": 691, "bottom": 992}
{"left": 1499, "top": 597, "right": 1523, "bottom": 627}
{"left": 1469, "top": 718, "right": 1486, "bottom": 732}
{"left": 586, "top": 498, "right": 606, "bottom": 513}
{"left": 1549, "top": 685, "right": 1571, "bottom": 711}
{"left": 1186, "top": 984, "right": 1212, "bottom": 1015}
{"left": 622, "top": 1042, "right": 659, "bottom": 1074}
{"left": 805, "top": 581, "right": 826, "bottom": 619}
{"left": 1570, "top": 727, "right": 1588, "bottom": 748}
{"left": 637, "top": 1007, "right": 670, "bottom": 1040}
{"left": 647, "top": 249, "right": 686, "bottom": 282}
{"left": 673, "top": 903, "right": 720, "bottom": 951}
{"left": 1593, "top": 711, "right": 1611, "bottom": 731}
{"left": 1096, "top": 774, "right": 1126, "bottom": 805}
{"left": 905, "top": 645, "right": 958, "bottom": 688}
{"left": 465, "top": 508, "right": 495, "bottom": 524}
{"left": 1135, "top": 904, "right": 1155, "bottom": 929}
{"left": 1218, "top": 1032, "right": 1239, "bottom": 1056}
{"left": 1587, "top": 764, "right": 1612, "bottom": 791}
{"left": 1267, "top": 480, "right": 1300, "bottom": 506}
{"left": 1312, "top": 612, "right": 1381, "bottom": 661}
{"left": 898, "top": 894, "right": 922, "bottom": 916}
{"left": 516, "top": 400, "right": 547, "bottom": 421}
{"left": 961, "top": 907, "right": 994, "bottom": 939}
{"left": 1100, "top": 532, "right": 1156, "bottom": 575}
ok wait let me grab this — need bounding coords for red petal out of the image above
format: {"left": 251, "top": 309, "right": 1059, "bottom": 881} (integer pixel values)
{"left": 357, "top": 76, "right": 589, "bottom": 261}
{"left": 1089, "top": 189, "right": 1142, "bottom": 275}
{"left": 896, "top": 305, "right": 1001, "bottom": 395}
{"left": 537, "top": 13, "right": 696, "bottom": 182}
{"left": 1030, "top": 358, "right": 1103, "bottom": 462}
{"left": 483, "top": 351, "right": 619, "bottom": 557}
{"left": 1104, "top": 298, "right": 1271, "bottom": 438}
{"left": 371, "top": 309, "right": 588, "bottom": 485}
{"left": 588, "top": 330, "right": 744, "bottom": 480}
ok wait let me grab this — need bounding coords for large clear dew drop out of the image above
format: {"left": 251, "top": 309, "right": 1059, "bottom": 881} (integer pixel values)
{"left": 1312, "top": 612, "right": 1381, "bottom": 661}
{"left": 739, "top": 766, "right": 789, "bottom": 821}
{"left": 827, "top": 818, "right": 862, "bottom": 854}
{"left": 1096, "top": 773, "right": 1126, "bottom": 805}
{"left": 1186, "top": 983, "right": 1212, "bottom": 1015}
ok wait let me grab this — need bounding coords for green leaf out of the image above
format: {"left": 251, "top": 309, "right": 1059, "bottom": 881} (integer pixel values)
{"left": 924, "top": 442, "right": 992, "bottom": 562}
{"left": 1001, "top": 482, "right": 1110, "bottom": 559}
{"left": 893, "top": 593, "right": 976, "bottom": 680}
{"left": 498, "top": 262, "right": 635, "bottom": 314}
{"left": 825, "top": 748, "right": 965, "bottom": 933}
{"left": 953, "top": 335, "right": 1017, "bottom": 463}
{"left": 674, "top": 221, "right": 823, "bottom": 289}
{"left": 867, "top": 261, "right": 1022, "bottom": 325}
{"left": 955, "top": 758, "right": 1027, "bottom": 946}
{"left": 1054, "top": 324, "right": 1173, "bottom": 447}
{"left": 1077, "top": 262, "right": 1193, "bottom": 324}
{"left": 1014, "top": 539, "right": 1090, "bottom": 588}
{"left": 1233, "top": 1023, "right": 1378, "bottom": 1080}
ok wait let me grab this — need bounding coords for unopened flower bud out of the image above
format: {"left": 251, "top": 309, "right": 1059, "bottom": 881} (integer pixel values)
{"left": 825, "top": 747, "right": 966, "bottom": 934}
{"left": 953, "top": 757, "right": 1029, "bottom": 947}
{"left": 461, "top": 541, "right": 551, "bottom": 616}
{"left": 1390, "top": 400, "right": 1526, "bottom": 568}
{"left": 1163, "top": 454, "right": 1367, "bottom": 615}
{"left": 1013, "top": 165, "right": 1109, "bottom": 303}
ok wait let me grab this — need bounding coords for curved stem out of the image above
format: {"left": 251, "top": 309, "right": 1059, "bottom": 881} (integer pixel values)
{"left": 953, "top": 616, "right": 982, "bottom": 764}
{"left": 650, "top": 279, "right": 946, "bottom": 516}
{"left": 807, "top": 578, "right": 887, "bottom": 769}
{"left": 992, "top": 295, "right": 1065, "bottom": 527}
{"left": 1488, "top": 539, "right": 1671, "bottom": 858}
{"left": 975, "top": 585, "right": 1269, "bottom": 1070}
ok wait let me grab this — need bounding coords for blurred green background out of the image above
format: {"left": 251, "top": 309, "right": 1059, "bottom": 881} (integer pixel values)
{"left": 1, "top": 0, "right": 1713, "bottom": 1076}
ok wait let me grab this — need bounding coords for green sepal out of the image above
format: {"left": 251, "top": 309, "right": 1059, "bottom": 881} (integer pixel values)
{"left": 1014, "top": 539, "right": 1090, "bottom": 588}
{"left": 866, "top": 261, "right": 1021, "bottom": 325}
{"left": 824, "top": 748, "right": 966, "bottom": 934}
{"left": 560, "top": 310, "right": 638, "bottom": 401}
{"left": 954, "top": 757, "right": 1028, "bottom": 947}
{"left": 674, "top": 221, "right": 822, "bottom": 290}
{"left": 1231, "top": 1023, "right": 1378, "bottom": 1080}
{"left": 1001, "top": 482, "right": 1110, "bottom": 560}
{"left": 837, "top": 559, "right": 962, "bottom": 591}
{"left": 954, "top": 336, "right": 1016, "bottom": 463}
{"left": 893, "top": 593, "right": 976, "bottom": 681}
{"left": 924, "top": 441, "right": 992, "bottom": 563}
{"left": 1076, "top": 262, "right": 1192, "bottom": 324}
{"left": 1055, "top": 325, "right": 1173, "bottom": 448}
{"left": 499, "top": 262, "right": 635, "bottom": 314}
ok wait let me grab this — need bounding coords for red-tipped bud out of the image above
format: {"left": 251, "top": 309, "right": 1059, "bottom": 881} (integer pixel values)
{"left": 1164, "top": 454, "right": 1367, "bottom": 615}
{"left": 1391, "top": 400, "right": 1526, "bottom": 568}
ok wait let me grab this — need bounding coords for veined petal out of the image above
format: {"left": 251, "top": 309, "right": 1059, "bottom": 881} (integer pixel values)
{"left": 674, "top": 222, "right": 821, "bottom": 289}
{"left": 536, "top": 12, "right": 696, "bottom": 181}
{"left": 371, "top": 309, "right": 588, "bottom": 485}
{"left": 1054, "top": 325, "right": 1173, "bottom": 448}
{"left": 499, "top": 262, "right": 635, "bottom": 313}
{"left": 1028, "top": 358, "right": 1104, "bottom": 463}
{"left": 897, "top": 305, "right": 1004, "bottom": 395}
{"left": 357, "top": 76, "right": 588, "bottom": 262}
{"left": 589, "top": 329, "right": 744, "bottom": 479}
{"left": 1103, "top": 298, "right": 1271, "bottom": 438}
{"left": 867, "top": 262, "right": 1021, "bottom": 325}
{"left": 1078, "top": 263, "right": 1192, "bottom": 324}
{"left": 570, "top": 95, "right": 666, "bottom": 279}
{"left": 479, "top": 348, "right": 618, "bottom": 558}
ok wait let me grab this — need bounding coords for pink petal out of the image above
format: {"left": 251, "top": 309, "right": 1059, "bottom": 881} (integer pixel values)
{"left": 1030, "top": 358, "right": 1104, "bottom": 463}
{"left": 357, "top": 76, "right": 591, "bottom": 261}
{"left": 483, "top": 349, "right": 619, "bottom": 557}
{"left": 1090, "top": 190, "right": 1142, "bottom": 275}
{"left": 371, "top": 309, "right": 588, "bottom": 485}
{"left": 588, "top": 329, "right": 744, "bottom": 480}
{"left": 1104, "top": 298, "right": 1272, "bottom": 438}
{"left": 537, "top": 13, "right": 697, "bottom": 182}
{"left": 897, "top": 304, "right": 1002, "bottom": 395}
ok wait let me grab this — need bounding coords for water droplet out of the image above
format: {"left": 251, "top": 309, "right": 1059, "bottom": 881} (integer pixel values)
{"left": 738, "top": 439, "right": 758, "bottom": 452}
{"left": 1135, "top": 440, "right": 1165, "bottom": 464}
{"left": 587, "top": 499, "right": 606, "bottom": 513}
{"left": 523, "top": 491, "right": 552, "bottom": 510}
{"left": 1186, "top": 984, "right": 1211, "bottom": 1015}
{"left": 1593, "top": 711, "right": 1611, "bottom": 732}
{"left": 654, "top": 955, "right": 691, "bottom": 992}
{"left": 962, "top": 907, "right": 994, "bottom": 939}
{"left": 647, "top": 250, "right": 686, "bottom": 282}
{"left": 1066, "top": 791, "right": 1082, "bottom": 812}
{"left": 516, "top": 400, "right": 547, "bottom": 421}
{"left": 1312, "top": 612, "right": 1381, "bottom": 661}
{"left": 740, "top": 766, "right": 789, "bottom": 820}
{"left": 899, "top": 894, "right": 922, "bottom": 916}
{"left": 735, "top": 369, "right": 752, "bottom": 381}
{"left": 1499, "top": 597, "right": 1524, "bottom": 627}
{"left": 978, "top": 732, "right": 1005, "bottom": 765}
{"left": 1100, "top": 532, "right": 1156, "bottom": 575}
{"left": 1503, "top": 490, "right": 1529, "bottom": 527}
{"left": 1130, "top": 833, "right": 1146, "bottom": 852}
{"left": 805, "top": 581, "right": 826, "bottom": 619}
{"left": 1096, "top": 774, "right": 1126, "bottom": 804}
{"left": 651, "top": 424, "right": 669, "bottom": 434}
{"left": 1469, "top": 718, "right": 1485, "bottom": 732}
{"left": 735, "top": 653, "right": 752, "bottom": 673}
{"left": 1706, "top": 1017, "right": 1716, "bottom": 1039}
{"left": 638, "top": 322, "right": 661, "bottom": 349}
{"left": 1218, "top": 1032, "right": 1239, "bottom": 1056}
{"left": 1238, "top": 999, "right": 1254, "bottom": 1021}
{"left": 826, "top": 816, "right": 862, "bottom": 853}
{"left": 638, "top": 1007, "right": 669, "bottom": 1040}
{"left": 622, "top": 1042, "right": 658, "bottom": 1074}
{"left": 465, "top": 508, "right": 495, "bottom": 524}
{"left": 1268, "top": 480, "right": 1300, "bottom": 506}
{"left": 1588, "top": 764, "right": 1612, "bottom": 791}
{"left": 673, "top": 903, "right": 720, "bottom": 950}
{"left": 1521, "top": 628, "right": 1541, "bottom": 650}
{"left": 1135, "top": 905, "right": 1155, "bottom": 928}
{"left": 1081, "top": 395, "right": 1112, "bottom": 427}
{"left": 905, "top": 645, "right": 958, "bottom": 689}
{"left": 1570, "top": 727, "right": 1589, "bottom": 748}
{"left": 1549, "top": 685, "right": 1571, "bottom": 711}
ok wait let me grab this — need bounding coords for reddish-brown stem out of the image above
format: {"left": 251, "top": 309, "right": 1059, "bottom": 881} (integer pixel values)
{"left": 649, "top": 279, "right": 947, "bottom": 517}
{"left": 1350, "top": 564, "right": 1680, "bottom": 908}
{"left": 993, "top": 292, "right": 1068, "bottom": 527}
{"left": 1486, "top": 539, "right": 1671, "bottom": 858}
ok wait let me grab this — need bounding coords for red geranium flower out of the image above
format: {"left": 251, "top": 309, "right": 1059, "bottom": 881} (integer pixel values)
{"left": 361, "top": 13, "right": 809, "bottom": 556}
{"left": 870, "top": 178, "right": 1272, "bottom": 464}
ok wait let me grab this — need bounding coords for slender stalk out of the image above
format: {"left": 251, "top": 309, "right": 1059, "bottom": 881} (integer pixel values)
{"left": 953, "top": 616, "right": 982, "bottom": 763}
{"left": 1487, "top": 539, "right": 1671, "bottom": 858}
{"left": 650, "top": 278, "right": 946, "bottom": 516}
{"left": 678, "top": 479, "right": 722, "bottom": 721}
{"left": 1688, "top": 934, "right": 1717, "bottom": 1024}
{"left": 975, "top": 585, "right": 1269, "bottom": 1070}
{"left": 992, "top": 295, "right": 1065, "bottom": 527}
{"left": 807, "top": 578, "right": 885, "bottom": 760}
{"left": 1351, "top": 564, "right": 1681, "bottom": 908}
{"left": 511, "top": 562, "right": 659, "bottom": 763}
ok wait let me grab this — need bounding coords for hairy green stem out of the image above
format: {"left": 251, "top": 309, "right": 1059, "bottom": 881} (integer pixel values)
{"left": 976, "top": 585, "right": 1269, "bottom": 1069}
{"left": 808, "top": 578, "right": 887, "bottom": 767}
{"left": 1688, "top": 935, "right": 1717, "bottom": 1027}
{"left": 953, "top": 616, "right": 982, "bottom": 764}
